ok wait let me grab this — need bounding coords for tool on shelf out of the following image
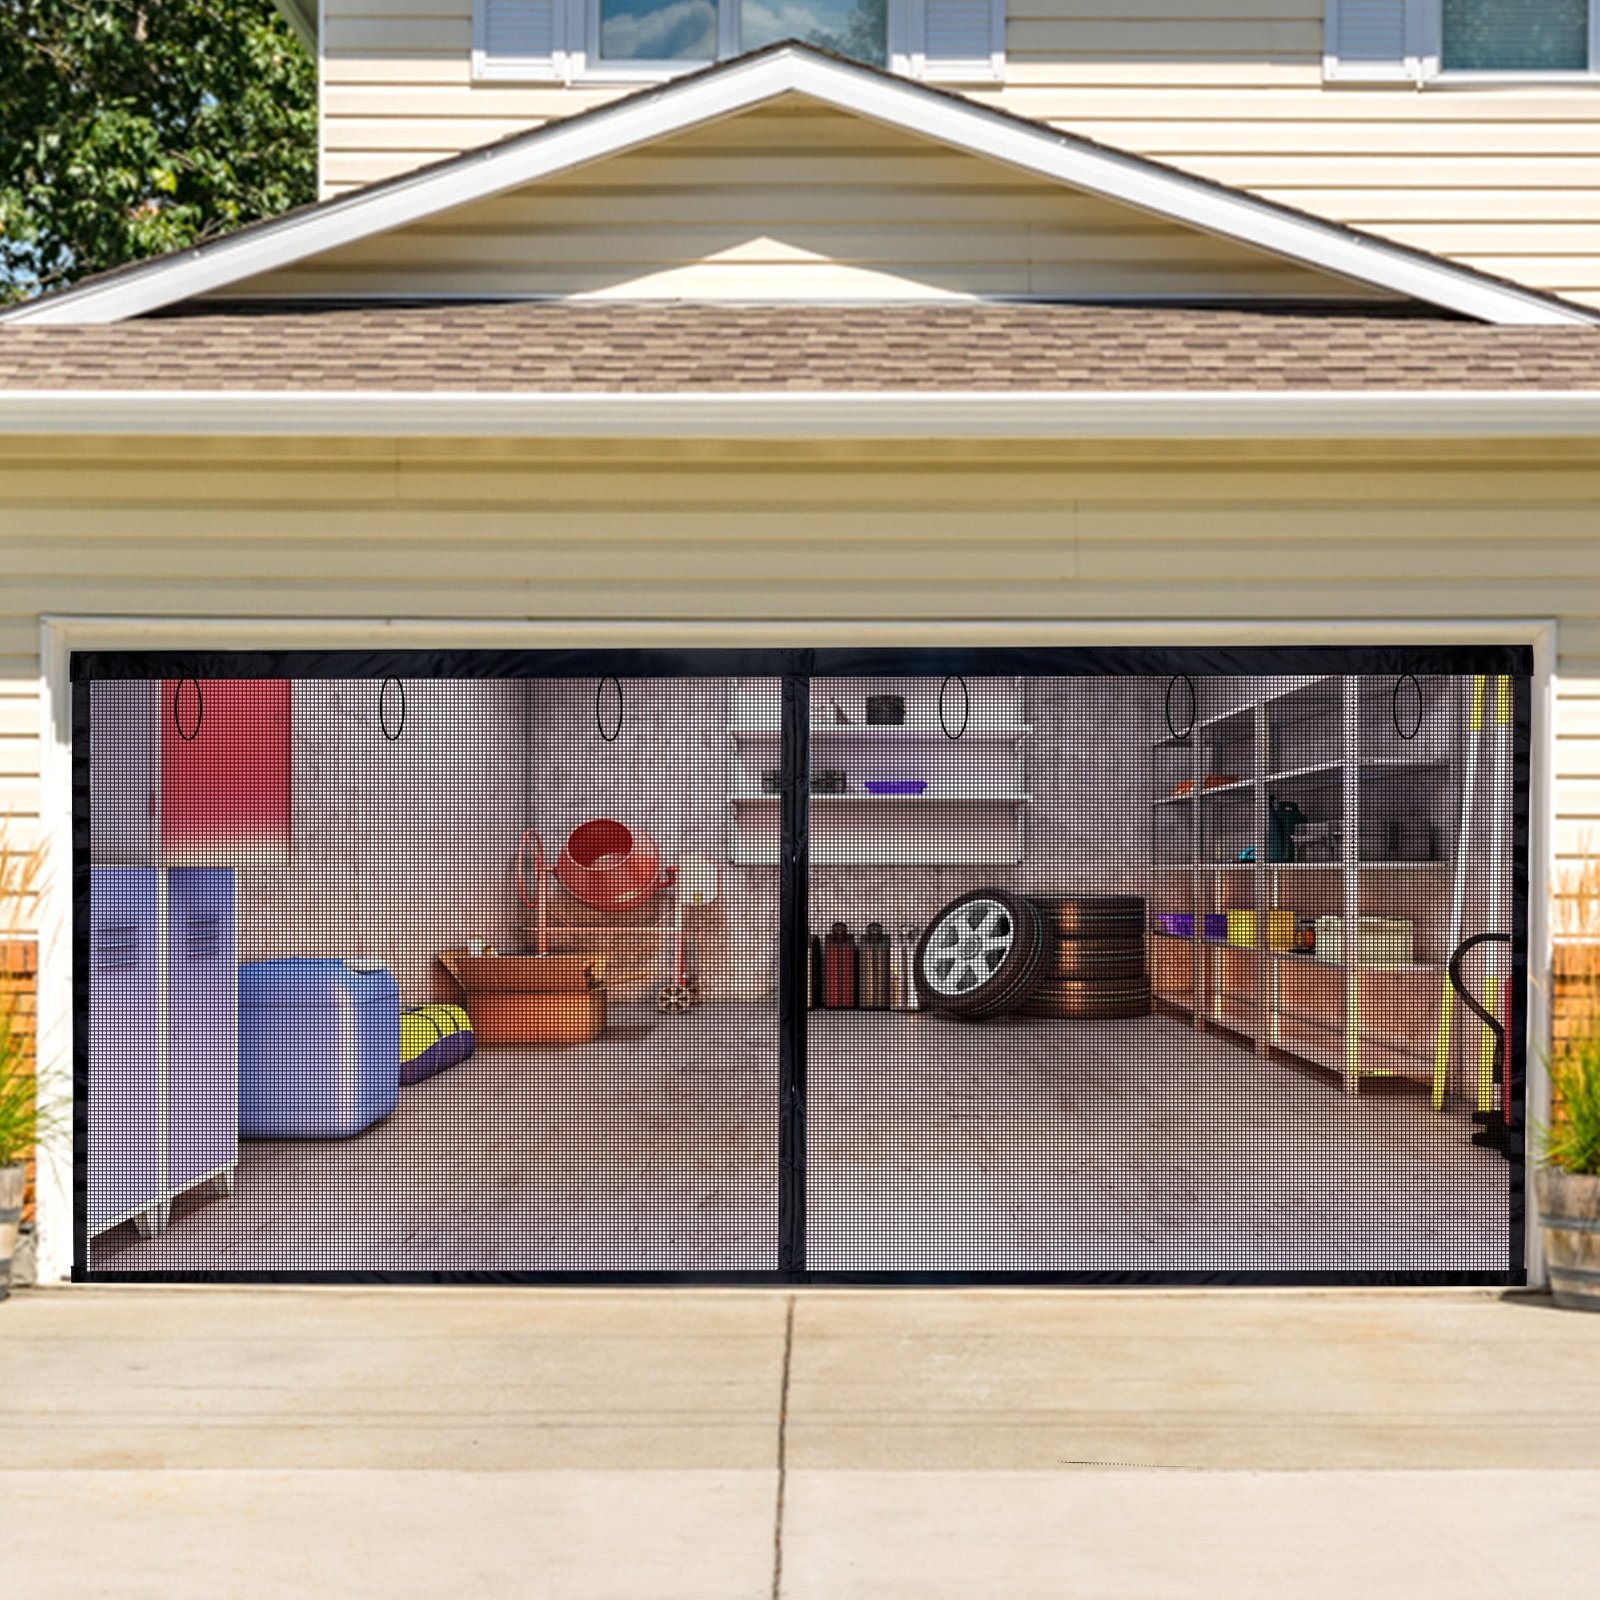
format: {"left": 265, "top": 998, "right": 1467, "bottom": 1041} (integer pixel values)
{"left": 1448, "top": 932, "right": 1515, "bottom": 1158}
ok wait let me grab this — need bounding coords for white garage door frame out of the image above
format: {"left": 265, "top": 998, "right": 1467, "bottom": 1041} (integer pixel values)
{"left": 34, "top": 613, "right": 1559, "bottom": 1287}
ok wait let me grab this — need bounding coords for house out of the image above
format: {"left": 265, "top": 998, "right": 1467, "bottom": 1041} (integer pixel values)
{"left": 1, "top": 0, "right": 1597, "bottom": 1290}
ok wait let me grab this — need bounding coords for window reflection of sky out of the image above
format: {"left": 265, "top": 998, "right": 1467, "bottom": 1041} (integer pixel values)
{"left": 598, "top": 0, "right": 885, "bottom": 63}
{"left": 742, "top": 0, "right": 885, "bottom": 61}
{"left": 600, "top": 0, "right": 716, "bottom": 59}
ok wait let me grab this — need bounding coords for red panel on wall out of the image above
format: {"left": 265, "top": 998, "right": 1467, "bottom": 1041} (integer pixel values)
{"left": 160, "top": 679, "right": 291, "bottom": 864}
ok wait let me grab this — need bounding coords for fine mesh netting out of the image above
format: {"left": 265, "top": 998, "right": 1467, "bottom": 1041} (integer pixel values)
{"left": 803, "top": 672, "right": 1516, "bottom": 1277}
{"left": 85, "top": 674, "right": 780, "bottom": 1275}
{"left": 80, "top": 660, "right": 1521, "bottom": 1281}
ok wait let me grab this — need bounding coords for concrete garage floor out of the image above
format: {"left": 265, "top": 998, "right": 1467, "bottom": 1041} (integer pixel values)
{"left": 809, "top": 1011, "right": 1508, "bottom": 1275}
{"left": 92, "top": 1006, "right": 1506, "bottom": 1278}
{"left": 2, "top": 1285, "right": 1598, "bottom": 1599}
{"left": 92, "top": 1001, "right": 783, "bottom": 1275}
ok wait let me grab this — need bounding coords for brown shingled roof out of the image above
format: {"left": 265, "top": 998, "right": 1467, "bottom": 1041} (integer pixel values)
{"left": 3, "top": 302, "right": 1600, "bottom": 393}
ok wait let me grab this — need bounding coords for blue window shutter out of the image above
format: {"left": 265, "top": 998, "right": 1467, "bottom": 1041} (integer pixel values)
{"left": 477, "top": 0, "right": 561, "bottom": 77}
{"left": 1326, "top": 0, "right": 1419, "bottom": 80}
{"left": 922, "top": 0, "right": 1001, "bottom": 77}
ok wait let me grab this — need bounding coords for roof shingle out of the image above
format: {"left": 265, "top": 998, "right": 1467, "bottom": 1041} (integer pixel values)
{"left": 4, "top": 302, "right": 1600, "bottom": 392}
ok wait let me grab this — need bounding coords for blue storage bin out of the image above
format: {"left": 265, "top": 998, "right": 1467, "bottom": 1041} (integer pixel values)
{"left": 239, "top": 958, "right": 399, "bottom": 1139}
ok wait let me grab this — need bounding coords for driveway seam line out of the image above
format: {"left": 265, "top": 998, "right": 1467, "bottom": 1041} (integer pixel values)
{"left": 770, "top": 1293, "right": 796, "bottom": 1600}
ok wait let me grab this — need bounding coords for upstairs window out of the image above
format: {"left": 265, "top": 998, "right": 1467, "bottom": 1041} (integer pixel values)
{"left": 475, "top": 0, "right": 1002, "bottom": 83}
{"left": 1441, "top": 0, "right": 1587, "bottom": 71}
{"left": 1325, "top": 0, "right": 1599, "bottom": 80}
{"left": 599, "top": 0, "right": 886, "bottom": 65}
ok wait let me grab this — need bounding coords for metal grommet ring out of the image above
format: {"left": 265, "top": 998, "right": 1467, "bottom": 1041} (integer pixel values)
{"left": 1165, "top": 675, "right": 1196, "bottom": 741}
{"left": 596, "top": 675, "right": 623, "bottom": 743}
{"left": 1392, "top": 674, "right": 1422, "bottom": 742}
{"left": 939, "top": 674, "right": 970, "bottom": 741}
{"left": 379, "top": 677, "right": 406, "bottom": 742}
{"left": 173, "top": 678, "right": 203, "bottom": 742}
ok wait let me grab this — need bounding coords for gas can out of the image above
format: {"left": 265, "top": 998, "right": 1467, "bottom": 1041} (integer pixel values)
{"left": 859, "top": 922, "right": 893, "bottom": 1010}
{"left": 823, "top": 922, "right": 858, "bottom": 1009}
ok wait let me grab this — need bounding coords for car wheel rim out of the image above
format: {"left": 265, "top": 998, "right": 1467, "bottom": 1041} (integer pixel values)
{"left": 923, "top": 897, "right": 1015, "bottom": 996}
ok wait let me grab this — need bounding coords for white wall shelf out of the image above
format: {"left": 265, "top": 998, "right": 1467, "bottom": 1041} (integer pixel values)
{"left": 727, "top": 675, "right": 1029, "bottom": 866}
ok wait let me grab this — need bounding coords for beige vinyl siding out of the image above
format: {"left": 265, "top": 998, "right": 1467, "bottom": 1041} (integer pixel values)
{"left": 227, "top": 102, "right": 1379, "bottom": 301}
{"left": 1, "top": 435, "right": 1598, "bottom": 933}
{"left": 321, "top": 0, "right": 1600, "bottom": 306}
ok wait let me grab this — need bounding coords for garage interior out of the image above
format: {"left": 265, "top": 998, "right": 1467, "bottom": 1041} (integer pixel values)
{"left": 83, "top": 662, "right": 1515, "bottom": 1279}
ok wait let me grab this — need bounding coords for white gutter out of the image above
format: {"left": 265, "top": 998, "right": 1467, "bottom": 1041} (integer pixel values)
{"left": 4, "top": 388, "right": 1600, "bottom": 438}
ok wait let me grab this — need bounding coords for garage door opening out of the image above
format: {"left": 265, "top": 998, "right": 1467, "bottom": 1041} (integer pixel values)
{"left": 72, "top": 646, "right": 1529, "bottom": 1284}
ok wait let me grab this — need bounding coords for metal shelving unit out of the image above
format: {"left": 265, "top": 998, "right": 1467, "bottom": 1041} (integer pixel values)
{"left": 1150, "top": 675, "right": 1463, "bottom": 1097}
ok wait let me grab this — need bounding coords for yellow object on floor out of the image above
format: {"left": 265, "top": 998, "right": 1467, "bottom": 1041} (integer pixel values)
{"left": 435, "top": 949, "right": 609, "bottom": 1045}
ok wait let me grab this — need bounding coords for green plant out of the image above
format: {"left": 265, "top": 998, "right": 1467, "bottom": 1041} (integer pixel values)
{"left": 1545, "top": 1027, "right": 1600, "bottom": 1176}
{"left": 0, "top": 1003, "right": 38, "bottom": 1170}
{"left": 1542, "top": 845, "right": 1600, "bottom": 1175}
{"left": 0, "top": 819, "right": 45, "bottom": 1170}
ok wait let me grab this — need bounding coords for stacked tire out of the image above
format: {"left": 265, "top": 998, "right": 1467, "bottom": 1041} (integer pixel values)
{"left": 1022, "top": 896, "right": 1150, "bottom": 1019}
{"left": 1017, "top": 896, "right": 1145, "bottom": 1017}
{"left": 912, "top": 890, "right": 1150, "bottom": 1021}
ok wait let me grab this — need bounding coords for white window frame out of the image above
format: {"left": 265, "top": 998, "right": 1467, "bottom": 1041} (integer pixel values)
{"left": 472, "top": 0, "right": 1003, "bottom": 85}
{"left": 1325, "top": 0, "right": 1600, "bottom": 85}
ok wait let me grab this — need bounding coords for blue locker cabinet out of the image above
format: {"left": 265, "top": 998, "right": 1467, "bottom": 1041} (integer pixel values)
{"left": 88, "top": 867, "right": 238, "bottom": 1239}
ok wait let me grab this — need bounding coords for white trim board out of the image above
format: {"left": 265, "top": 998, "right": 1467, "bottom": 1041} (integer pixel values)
{"left": 8, "top": 389, "right": 1600, "bottom": 439}
{"left": 3, "top": 44, "right": 1591, "bottom": 328}
{"left": 35, "top": 612, "right": 1555, "bottom": 1286}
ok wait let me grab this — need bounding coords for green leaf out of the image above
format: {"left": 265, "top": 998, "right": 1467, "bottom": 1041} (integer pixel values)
{"left": 0, "top": 0, "right": 315, "bottom": 304}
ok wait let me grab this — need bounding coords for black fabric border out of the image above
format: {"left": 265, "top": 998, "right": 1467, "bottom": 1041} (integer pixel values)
{"left": 779, "top": 664, "right": 809, "bottom": 1274}
{"left": 70, "top": 642, "right": 1533, "bottom": 1288}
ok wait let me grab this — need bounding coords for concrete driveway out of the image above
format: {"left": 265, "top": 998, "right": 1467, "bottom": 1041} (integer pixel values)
{"left": 2, "top": 1286, "right": 1598, "bottom": 1597}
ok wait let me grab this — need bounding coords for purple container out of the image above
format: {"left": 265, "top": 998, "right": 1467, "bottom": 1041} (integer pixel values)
{"left": 1204, "top": 913, "right": 1229, "bottom": 942}
{"left": 864, "top": 781, "right": 927, "bottom": 796}
{"left": 1155, "top": 913, "right": 1193, "bottom": 938}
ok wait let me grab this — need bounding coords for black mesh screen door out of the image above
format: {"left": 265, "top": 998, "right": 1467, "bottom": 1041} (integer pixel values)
{"left": 76, "top": 645, "right": 1527, "bottom": 1285}
{"left": 78, "top": 656, "right": 782, "bottom": 1278}
{"left": 803, "top": 650, "right": 1529, "bottom": 1284}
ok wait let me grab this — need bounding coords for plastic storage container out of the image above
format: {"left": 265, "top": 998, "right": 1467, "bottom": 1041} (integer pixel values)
{"left": 239, "top": 958, "right": 399, "bottom": 1138}
{"left": 1313, "top": 916, "right": 1415, "bottom": 968}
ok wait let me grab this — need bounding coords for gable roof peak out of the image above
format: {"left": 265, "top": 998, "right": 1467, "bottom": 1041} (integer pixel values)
{"left": 4, "top": 41, "right": 1593, "bottom": 328}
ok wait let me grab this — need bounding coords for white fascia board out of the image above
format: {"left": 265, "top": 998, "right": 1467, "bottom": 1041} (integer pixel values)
{"left": 3, "top": 46, "right": 1591, "bottom": 328}
{"left": 781, "top": 56, "right": 1594, "bottom": 328}
{"left": 272, "top": 0, "right": 318, "bottom": 51}
{"left": 6, "top": 388, "right": 1600, "bottom": 438}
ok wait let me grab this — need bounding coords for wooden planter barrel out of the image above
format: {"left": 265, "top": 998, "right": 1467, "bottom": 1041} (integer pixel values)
{"left": 1536, "top": 1167, "right": 1600, "bottom": 1311}
{"left": 0, "top": 1163, "right": 23, "bottom": 1300}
